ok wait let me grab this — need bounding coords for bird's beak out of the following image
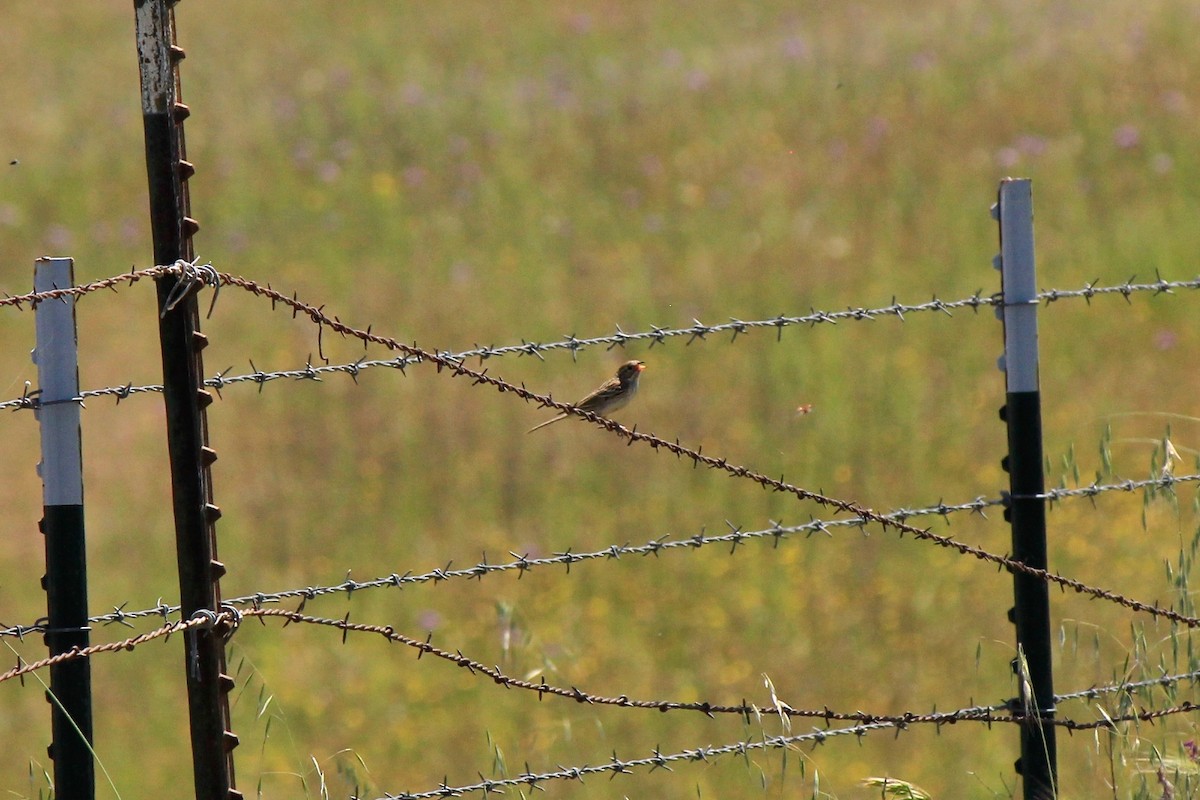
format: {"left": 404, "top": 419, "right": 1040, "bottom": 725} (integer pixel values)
{"left": 635, "top": 362, "right": 646, "bottom": 372}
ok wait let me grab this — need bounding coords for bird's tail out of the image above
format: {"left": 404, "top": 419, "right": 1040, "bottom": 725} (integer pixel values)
{"left": 527, "top": 413, "right": 568, "bottom": 433}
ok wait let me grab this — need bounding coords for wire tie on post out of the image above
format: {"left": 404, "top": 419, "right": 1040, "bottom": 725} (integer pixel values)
{"left": 14, "top": 382, "right": 39, "bottom": 412}
{"left": 186, "top": 629, "right": 202, "bottom": 681}
{"left": 39, "top": 624, "right": 93, "bottom": 636}
{"left": 189, "top": 608, "right": 220, "bottom": 628}
{"left": 159, "top": 258, "right": 220, "bottom": 318}
{"left": 219, "top": 603, "right": 243, "bottom": 641}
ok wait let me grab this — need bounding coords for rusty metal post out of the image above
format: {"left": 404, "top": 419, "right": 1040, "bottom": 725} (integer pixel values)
{"left": 131, "top": 3, "right": 240, "bottom": 799}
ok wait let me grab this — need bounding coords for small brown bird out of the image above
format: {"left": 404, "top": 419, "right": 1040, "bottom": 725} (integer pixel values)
{"left": 527, "top": 360, "right": 646, "bottom": 433}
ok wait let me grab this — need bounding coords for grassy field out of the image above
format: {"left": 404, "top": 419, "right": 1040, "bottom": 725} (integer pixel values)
{"left": 2, "top": 1, "right": 1200, "bottom": 797}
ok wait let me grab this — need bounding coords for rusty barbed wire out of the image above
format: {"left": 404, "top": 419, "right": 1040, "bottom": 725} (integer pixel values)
{"left": 251, "top": 608, "right": 973, "bottom": 726}
{"left": 247, "top": 592, "right": 1196, "bottom": 799}
{"left": 6, "top": 618, "right": 1195, "bottom": 800}
{"left": 0, "top": 608, "right": 227, "bottom": 686}
{"left": 4, "top": 473, "right": 1197, "bottom": 640}
{"left": 0, "top": 264, "right": 171, "bottom": 311}
{"left": 229, "top": 292, "right": 1200, "bottom": 626}
{"left": 9, "top": 602, "right": 1200, "bottom": 740}
{"left": 246, "top": 609, "right": 1200, "bottom": 734}
{"left": 4, "top": 266, "right": 1199, "bottom": 411}
{"left": 2, "top": 208, "right": 1193, "bottom": 796}
{"left": 4, "top": 476, "right": 1198, "bottom": 642}
{"left": 5, "top": 604, "right": 1199, "bottom": 800}
{"left": 361, "top": 691, "right": 1200, "bottom": 800}
{"left": 63, "top": 267, "right": 1200, "bottom": 630}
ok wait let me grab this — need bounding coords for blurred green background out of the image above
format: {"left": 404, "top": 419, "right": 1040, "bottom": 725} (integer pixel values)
{"left": 2, "top": 1, "right": 1200, "bottom": 797}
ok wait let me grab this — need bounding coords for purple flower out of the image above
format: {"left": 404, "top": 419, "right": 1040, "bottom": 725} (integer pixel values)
{"left": 781, "top": 35, "right": 809, "bottom": 61}
{"left": 1113, "top": 124, "right": 1140, "bottom": 150}
{"left": 995, "top": 147, "right": 1020, "bottom": 169}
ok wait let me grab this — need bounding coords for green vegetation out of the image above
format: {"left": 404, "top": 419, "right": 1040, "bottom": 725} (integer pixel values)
{"left": 2, "top": 1, "right": 1199, "bottom": 797}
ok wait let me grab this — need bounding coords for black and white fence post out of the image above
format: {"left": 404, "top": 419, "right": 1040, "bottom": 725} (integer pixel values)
{"left": 993, "top": 178, "right": 1058, "bottom": 799}
{"left": 33, "top": 256, "right": 95, "bottom": 800}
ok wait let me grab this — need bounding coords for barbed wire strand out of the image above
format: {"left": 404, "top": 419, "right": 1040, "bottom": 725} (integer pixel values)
{"left": 253, "top": 608, "right": 1200, "bottom": 734}
{"left": 0, "top": 615, "right": 995, "bottom": 800}
{"left": 5, "top": 605, "right": 1196, "bottom": 800}
{"left": 154, "top": 269, "right": 1200, "bottom": 626}
{"left": 4, "top": 473, "right": 1197, "bottom": 641}
{"left": 6, "top": 604, "right": 1196, "bottom": 741}
{"left": 4, "top": 263, "right": 1196, "bottom": 321}
{"left": 2, "top": 196, "right": 1195, "bottom": 799}
{"left": 381, "top": 723, "right": 900, "bottom": 799}
{"left": 4, "top": 268, "right": 1199, "bottom": 412}
{"left": 0, "top": 612, "right": 219, "bottom": 686}
{"left": 6, "top": 269, "right": 1200, "bottom": 667}
{"left": 7, "top": 615, "right": 1196, "bottom": 800}
{"left": 350, "top": 690, "right": 1200, "bottom": 800}
{"left": 9, "top": 271, "right": 1200, "bottom": 623}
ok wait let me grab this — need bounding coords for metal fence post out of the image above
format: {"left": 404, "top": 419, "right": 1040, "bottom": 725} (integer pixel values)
{"left": 33, "top": 256, "right": 95, "bottom": 800}
{"left": 993, "top": 178, "right": 1058, "bottom": 799}
{"left": 131, "top": 2, "right": 240, "bottom": 798}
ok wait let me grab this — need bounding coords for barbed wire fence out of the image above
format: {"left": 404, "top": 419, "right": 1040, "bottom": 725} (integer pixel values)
{"left": 6, "top": 598, "right": 1200, "bottom": 800}
{"left": 4, "top": 5, "right": 1199, "bottom": 798}
{"left": 4, "top": 255, "right": 1200, "bottom": 799}
{"left": 5, "top": 471, "right": 1200, "bottom": 639}
{"left": 4, "top": 268, "right": 1198, "bottom": 412}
